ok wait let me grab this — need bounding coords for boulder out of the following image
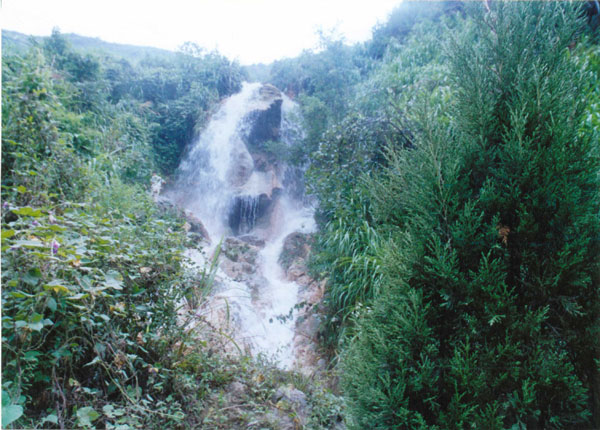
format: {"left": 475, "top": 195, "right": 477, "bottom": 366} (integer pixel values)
{"left": 279, "top": 232, "right": 313, "bottom": 272}
{"left": 243, "top": 84, "right": 284, "bottom": 148}
{"left": 287, "top": 261, "right": 313, "bottom": 288}
{"left": 226, "top": 381, "right": 246, "bottom": 398}
{"left": 259, "top": 83, "right": 283, "bottom": 101}
{"left": 271, "top": 385, "right": 310, "bottom": 427}
{"left": 222, "top": 236, "right": 259, "bottom": 265}
{"left": 228, "top": 191, "right": 281, "bottom": 236}
{"left": 183, "top": 211, "right": 210, "bottom": 243}
{"left": 251, "top": 151, "right": 271, "bottom": 172}
{"left": 238, "top": 234, "right": 266, "bottom": 248}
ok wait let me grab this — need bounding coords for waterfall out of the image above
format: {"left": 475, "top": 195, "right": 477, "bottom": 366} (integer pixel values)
{"left": 229, "top": 194, "right": 260, "bottom": 235}
{"left": 171, "top": 82, "right": 315, "bottom": 368}
{"left": 175, "top": 82, "right": 263, "bottom": 239}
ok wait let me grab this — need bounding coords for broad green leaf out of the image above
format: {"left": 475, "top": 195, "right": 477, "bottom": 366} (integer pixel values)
{"left": 12, "top": 207, "right": 43, "bottom": 217}
{"left": 46, "top": 279, "right": 69, "bottom": 288}
{"left": 84, "top": 356, "right": 102, "bottom": 367}
{"left": 16, "top": 185, "right": 27, "bottom": 194}
{"left": 79, "top": 276, "right": 93, "bottom": 290}
{"left": 77, "top": 406, "right": 100, "bottom": 427}
{"left": 42, "top": 414, "right": 58, "bottom": 424}
{"left": 105, "top": 270, "right": 123, "bottom": 290}
{"left": 1, "top": 229, "right": 16, "bottom": 239}
{"left": 23, "top": 351, "right": 41, "bottom": 361}
{"left": 66, "top": 293, "right": 89, "bottom": 301}
{"left": 12, "top": 239, "right": 45, "bottom": 248}
{"left": 23, "top": 268, "right": 42, "bottom": 286}
{"left": 103, "top": 404, "right": 125, "bottom": 418}
{"left": 2, "top": 405, "right": 23, "bottom": 427}
{"left": 43, "top": 282, "right": 70, "bottom": 294}
{"left": 27, "top": 313, "right": 44, "bottom": 331}
{"left": 46, "top": 297, "right": 57, "bottom": 312}
{"left": 9, "top": 291, "right": 35, "bottom": 299}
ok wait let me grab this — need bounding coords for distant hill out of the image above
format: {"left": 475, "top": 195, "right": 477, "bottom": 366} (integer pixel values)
{"left": 2, "top": 29, "right": 177, "bottom": 63}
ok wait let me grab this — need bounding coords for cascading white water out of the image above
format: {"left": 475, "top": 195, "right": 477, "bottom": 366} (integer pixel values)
{"left": 173, "top": 82, "right": 314, "bottom": 367}
{"left": 176, "top": 82, "right": 264, "bottom": 238}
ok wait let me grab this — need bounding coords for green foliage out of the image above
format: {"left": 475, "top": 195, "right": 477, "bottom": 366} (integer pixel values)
{"left": 580, "top": 43, "right": 600, "bottom": 143}
{"left": 1, "top": 25, "right": 347, "bottom": 430}
{"left": 339, "top": 2, "right": 599, "bottom": 428}
{"left": 268, "top": 32, "right": 365, "bottom": 154}
{"left": 367, "top": 1, "right": 463, "bottom": 60}
{"left": 307, "top": 113, "right": 398, "bottom": 221}
{"left": 2, "top": 50, "right": 92, "bottom": 203}
{"left": 0, "top": 183, "right": 194, "bottom": 428}
{"left": 305, "top": 17, "right": 457, "bottom": 349}
{"left": 17, "top": 29, "right": 245, "bottom": 176}
{"left": 104, "top": 42, "right": 244, "bottom": 173}
{"left": 1, "top": 30, "right": 247, "bottom": 430}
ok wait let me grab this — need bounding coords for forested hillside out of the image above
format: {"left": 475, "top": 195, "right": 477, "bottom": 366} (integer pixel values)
{"left": 2, "top": 1, "right": 600, "bottom": 429}
{"left": 3, "top": 30, "right": 178, "bottom": 64}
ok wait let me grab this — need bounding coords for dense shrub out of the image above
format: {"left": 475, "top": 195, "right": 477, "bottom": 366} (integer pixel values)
{"left": 341, "top": 2, "right": 599, "bottom": 427}
{"left": 0, "top": 34, "right": 240, "bottom": 429}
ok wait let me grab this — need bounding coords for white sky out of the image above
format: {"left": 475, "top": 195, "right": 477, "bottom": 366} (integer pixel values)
{"left": 1, "top": 0, "right": 401, "bottom": 64}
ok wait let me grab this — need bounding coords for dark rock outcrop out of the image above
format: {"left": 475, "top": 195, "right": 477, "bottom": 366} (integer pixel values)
{"left": 244, "top": 84, "right": 283, "bottom": 148}
{"left": 228, "top": 193, "right": 272, "bottom": 235}
{"left": 222, "top": 83, "right": 289, "bottom": 236}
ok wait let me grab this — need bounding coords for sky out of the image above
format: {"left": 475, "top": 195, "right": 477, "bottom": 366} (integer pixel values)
{"left": 2, "top": 0, "right": 402, "bottom": 64}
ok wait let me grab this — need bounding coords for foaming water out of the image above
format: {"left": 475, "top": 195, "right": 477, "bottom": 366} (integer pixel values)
{"left": 174, "top": 82, "right": 314, "bottom": 367}
{"left": 175, "top": 82, "right": 263, "bottom": 239}
{"left": 251, "top": 198, "right": 315, "bottom": 366}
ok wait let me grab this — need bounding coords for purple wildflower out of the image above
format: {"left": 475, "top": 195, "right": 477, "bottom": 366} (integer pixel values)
{"left": 32, "top": 220, "right": 40, "bottom": 227}
{"left": 2, "top": 202, "right": 8, "bottom": 210}
{"left": 51, "top": 240, "right": 60, "bottom": 255}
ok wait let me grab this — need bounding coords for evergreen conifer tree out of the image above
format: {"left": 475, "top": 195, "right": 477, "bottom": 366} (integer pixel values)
{"left": 341, "top": 2, "right": 600, "bottom": 428}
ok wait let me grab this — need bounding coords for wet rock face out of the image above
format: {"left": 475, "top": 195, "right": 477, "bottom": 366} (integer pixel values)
{"left": 245, "top": 100, "right": 282, "bottom": 147}
{"left": 183, "top": 211, "right": 211, "bottom": 242}
{"left": 277, "top": 232, "right": 330, "bottom": 375}
{"left": 272, "top": 385, "right": 310, "bottom": 427}
{"left": 228, "top": 193, "right": 274, "bottom": 235}
{"left": 238, "top": 234, "right": 266, "bottom": 248}
{"left": 228, "top": 141, "right": 255, "bottom": 187}
{"left": 222, "top": 237, "right": 260, "bottom": 265}
{"left": 244, "top": 84, "right": 284, "bottom": 148}
{"left": 224, "top": 83, "right": 288, "bottom": 237}
{"left": 219, "top": 236, "right": 262, "bottom": 284}
{"left": 279, "top": 232, "right": 313, "bottom": 272}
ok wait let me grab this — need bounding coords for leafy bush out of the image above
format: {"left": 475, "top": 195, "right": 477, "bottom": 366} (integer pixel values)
{"left": 1, "top": 191, "right": 189, "bottom": 429}
{"left": 340, "top": 2, "right": 599, "bottom": 427}
{"left": 0, "top": 32, "right": 246, "bottom": 430}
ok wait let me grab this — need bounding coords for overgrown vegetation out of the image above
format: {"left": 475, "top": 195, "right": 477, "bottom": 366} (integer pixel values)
{"left": 1, "top": 30, "right": 342, "bottom": 430}
{"left": 3, "top": 1, "right": 600, "bottom": 428}
{"left": 269, "top": 1, "right": 600, "bottom": 427}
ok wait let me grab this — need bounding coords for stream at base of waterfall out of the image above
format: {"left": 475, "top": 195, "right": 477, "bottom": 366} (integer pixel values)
{"left": 163, "top": 82, "right": 319, "bottom": 369}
